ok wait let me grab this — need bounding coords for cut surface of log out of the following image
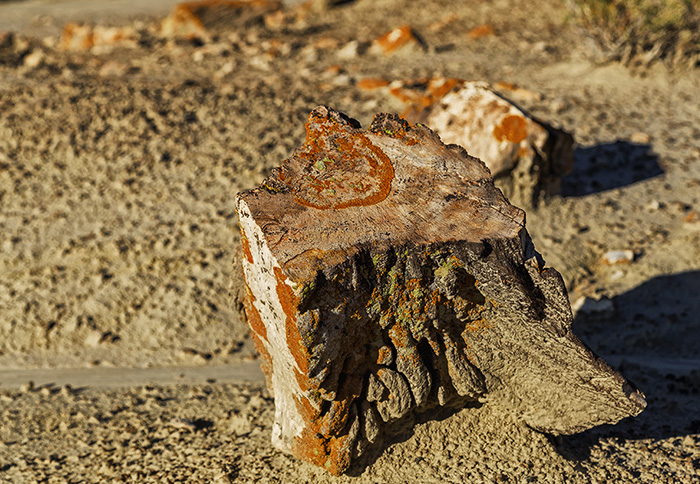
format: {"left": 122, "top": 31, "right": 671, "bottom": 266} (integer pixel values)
{"left": 235, "top": 106, "right": 645, "bottom": 475}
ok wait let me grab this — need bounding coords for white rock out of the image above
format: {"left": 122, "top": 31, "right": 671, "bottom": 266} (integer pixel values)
{"left": 602, "top": 250, "right": 634, "bottom": 265}
{"left": 23, "top": 49, "right": 44, "bottom": 68}
{"left": 572, "top": 296, "right": 614, "bottom": 315}
{"left": 336, "top": 40, "right": 360, "bottom": 60}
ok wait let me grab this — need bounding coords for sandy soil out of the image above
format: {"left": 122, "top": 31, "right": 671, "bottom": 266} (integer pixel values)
{"left": 1, "top": 0, "right": 699, "bottom": 482}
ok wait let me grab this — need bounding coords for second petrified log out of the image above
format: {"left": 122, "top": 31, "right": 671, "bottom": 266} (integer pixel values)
{"left": 235, "top": 106, "right": 645, "bottom": 475}
{"left": 417, "top": 81, "right": 574, "bottom": 207}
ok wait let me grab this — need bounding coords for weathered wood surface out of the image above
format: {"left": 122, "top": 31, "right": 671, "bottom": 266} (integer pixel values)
{"left": 407, "top": 81, "right": 574, "bottom": 208}
{"left": 235, "top": 106, "right": 645, "bottom": 475}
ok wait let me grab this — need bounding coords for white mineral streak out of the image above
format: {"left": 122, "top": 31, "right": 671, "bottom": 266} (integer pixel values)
{"left": 237, "top": 198, "right": 305, "bottom": 452}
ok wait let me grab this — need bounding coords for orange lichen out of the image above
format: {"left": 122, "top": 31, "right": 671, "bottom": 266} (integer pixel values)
{"left": 291, "top": 375, "right": 360, "bottom": 476}
{"left": 243, "top": 282, "right": 267, "bottom": 341}
{"left": 292, "top": 425, "right": 353, "bottom": 476}
{"left": 273, "top": 267, "right": 311, "bottom": 377}
{"left": 280, "top": 110, "right": 395, "bottom": 210}
{"left": 462, "top": 317, "right": 492, "bottom": 337}
{"left": 494, "top": 115, "right": 528, "bottom": 143}
{"left": 376, "top": 345, "right": 392, "bottom": 365}
{"left": 239, "top": 226, "right": 254, "bottom": 264}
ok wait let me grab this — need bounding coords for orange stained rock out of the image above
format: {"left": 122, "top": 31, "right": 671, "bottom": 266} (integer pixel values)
{"left": 494, "top": 81, "right": 543, "bottom": 103}
{"left": 323, "top": 64, "right": 344, "bottom": 77}
{"left": 373, "top": 25, "right": 418, "bottom": 54}
{"left": 493, "top": 115, "right": 528, "bottom": 144}
{"left": 292, "top": 424, "right": 354, "bottom": 476}
{"left": 357, "top": 78, "right": 390, "bottom": 90}
{"left": 467, "top": 23, "right": 495, "bottom": 39}
{"left": 60, "top": 23, "right": 94, "bottom": 50}
{"left": 263, "top": 9, "right": 286, "bottom": 28}
{"left": 426, "top": 77, "right": 463, "bottom": 102}
{"left": 388, "top": 77, "right": 463, "bottom": 112}
{"left": 163, "top": 0, "right": 281, "bottom": 39}
{"left": 60, "top": 23, "right": 138, "bottom": 51}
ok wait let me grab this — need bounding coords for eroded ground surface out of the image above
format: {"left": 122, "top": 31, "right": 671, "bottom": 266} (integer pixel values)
{"left": 1, "top": 0, "right": 699, "bottom": 482}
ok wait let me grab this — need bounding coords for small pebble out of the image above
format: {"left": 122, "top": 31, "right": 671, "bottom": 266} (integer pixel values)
{"left": 572, "top": 296, "right": 614, "bottom": 315}
{"left": 602, "top": 250, "right": 634, "bottom": 265}
{"left": 630, "top": 132, "right": 651, "bottom": 144}
{"left": 23, "top": 49, "right": 45, "bottom": 68}
{"left": 610, "top": 270, "right": 625, "bottom": 281}
{"left": 646, "top": 200, "right": 662, "bottom": 211}
{"left": 20, "top": 380, "right": 35, "bottom": 393}
{"left": 336, "top": 40, "right": 360, "bottom": 60}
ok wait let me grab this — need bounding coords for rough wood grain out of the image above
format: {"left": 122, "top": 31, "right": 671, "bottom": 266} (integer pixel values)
{"left": 235, "top": 106, "right": 645, "bottom": 475}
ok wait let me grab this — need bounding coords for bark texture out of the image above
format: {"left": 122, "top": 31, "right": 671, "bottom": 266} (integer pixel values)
{"left": 235, "top": 106, "right": 645, "bottom": 475}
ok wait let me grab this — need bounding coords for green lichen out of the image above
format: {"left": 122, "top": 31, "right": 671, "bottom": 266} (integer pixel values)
{"left": 435, "top": 257, "right": 460, "bottom": 280}
{"left": 299, "top": 280, "right": 317, "bottom": 302}
{"left": 314, "top": 158, "right": 327, "bottom": 171}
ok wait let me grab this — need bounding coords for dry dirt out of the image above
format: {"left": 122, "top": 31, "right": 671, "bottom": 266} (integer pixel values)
{"left": 0, "top": 0, "right": 699, "bottom": 482}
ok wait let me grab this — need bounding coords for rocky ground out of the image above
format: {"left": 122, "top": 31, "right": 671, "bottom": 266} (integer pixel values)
{"left": 0, "top": 0, "right": 699, "bottom": 482}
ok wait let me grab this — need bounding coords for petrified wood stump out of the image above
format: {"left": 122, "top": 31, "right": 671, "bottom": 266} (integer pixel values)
{"left": 235, "top": 106, "right": 645, "bottom": 475}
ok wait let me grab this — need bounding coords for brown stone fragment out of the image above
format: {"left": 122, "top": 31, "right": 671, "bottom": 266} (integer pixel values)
{"left": 369, "top": 25, "right": 426, "bottom": 55}
{"left": 356, "top": 78, "right": 390, "bottom": 91}
{"left": 160, "top": 0, "right": 282, "bottom": 42}
{"left": 467, "top": 23, "right": 495, "bottom": 39}
{"left": 236, "top": 106, "right": 645, "bottom": 475}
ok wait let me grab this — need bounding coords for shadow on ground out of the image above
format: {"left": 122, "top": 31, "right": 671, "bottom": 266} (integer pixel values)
{"left": 346, "top": 399, "right": 482, "bottom": 476}
{"left": 561, "top": 141, "right": 663, "bottom": 197}
{"left": 553, "top": 271, "right": 700, "bottom": 461}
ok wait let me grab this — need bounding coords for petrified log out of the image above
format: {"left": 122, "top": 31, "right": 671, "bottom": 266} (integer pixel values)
{"left": 414, "top": 81, "right": 574, "bottom": 207}
{"left": 235, "top": 106, "right": 645, "bottom": 475}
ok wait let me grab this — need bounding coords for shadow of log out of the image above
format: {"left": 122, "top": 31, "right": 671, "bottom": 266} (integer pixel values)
{"left": 561, "top": 141, "right": 663, "bottom": 197}
{"left": 553, "top": 270, "right": 700, "bottom": 461}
